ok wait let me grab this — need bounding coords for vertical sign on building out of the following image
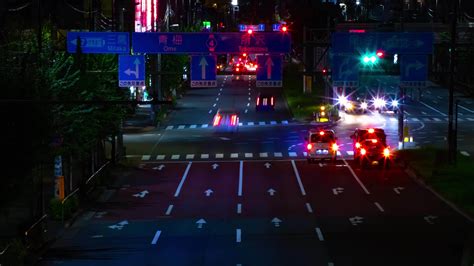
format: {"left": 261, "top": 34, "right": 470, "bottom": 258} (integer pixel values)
{"left": 135, "top": 0, "right": 158, "bottom": 32}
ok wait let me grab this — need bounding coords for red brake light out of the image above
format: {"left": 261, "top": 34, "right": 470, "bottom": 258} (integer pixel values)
{"left": 383, "top": 148, "right": 390, "bottom": 157}
{"left": 236, "top": 67, "right": 240, "bottom": 72}
{"left": 271, "top": 97, "right": 274, "bottom": 106}
{"left": 355, "top": 142, "right": 361, "bottom": 148}
{"left": 230, "top": 115, "right": 237, "bottom": 126}
{"left": 319, "top": 131, "right": 325, "bottom": 136}
{"left": 332, "top": 143, "right": 339, "bottom": 151}
{"left": 243, "top": 53, "right": 247, "bottom": 57}
{"left": 281, "top": 26, "right": 288, "bottom": 32}
{"left": 213, "top": 115, "right": 222, "bottom": 126}
{"left": 371, "top": 139, "right": 378, "bottom": 143}
{"left": 360, "top": 148, "right": 367, "bottom": 155}
{"left": 256, "top": 97, "right": 260, "bottom": 106}
{"left": 307, "top": 143, "right": 313, "bottom": 150}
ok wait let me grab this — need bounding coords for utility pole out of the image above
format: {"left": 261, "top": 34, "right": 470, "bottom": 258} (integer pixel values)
{"left": 447, "top": 0, "right": 458, "bottom": 164}
{"left": 398, "top": 0, "right": 405, "bottom": 149}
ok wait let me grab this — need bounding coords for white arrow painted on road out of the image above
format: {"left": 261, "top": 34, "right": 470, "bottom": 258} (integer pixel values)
{"left": 424, "top": 215, "right": 438, "bottom": 225}
{"left": 204, "top": 189, "right": 213, "bottom": 197}
{"left": 133, "top": 190, "right": 149, "bottom": 198}
{"left": 265, "top": 57, "right": 274, "bottom": 79}
{"left": 264, "top": 162, "right": 272, "bottom": 169}
{"left": 332, "top": 187, "right": 344, "bottom": 195}
{"left": 349, "top": 216, "right": 364, "bottom": 226}
{"left": 196, "top": 218, "right": 207, "bottom": 229}
{"left": 153, "top": 164, "right": 165, "bottom": 171}
{"left": 212, "top": 163, "right": 219, "bottom": 170}
{"left": 404, "top": 60, "right": 424, "bottom": 77}
{"left": 393, "top": 187, "right": 404, "bottom": 194}
{"left": 108, "top": 220, "right": 129, "bottom": 230}
{"left": 199, "top": 56, "right": 208, "bottom": 80}
{"left": 267, "top": 188, "right": 276, "bottom": 196}
{"left": 271, "top": 217, "right": 282, "bottom": 227}
{"left": 124, "top": 57, "right": 141, "bottom": 79}
{"left": 94, "top": 211, "right": 107, "bottom": 218}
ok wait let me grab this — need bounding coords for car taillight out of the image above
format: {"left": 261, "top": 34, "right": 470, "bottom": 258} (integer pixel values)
{"left": 360, "top": 148, "right": 367, "bottom": 155}
{"left": 271, "top": 97, "right": 274, "bottom": 106}
{"left": 383, "top": 148, "right": 390, "bottom": 157}
{"left": 355, "top": 142, "right": 361, "bottom": 148}
{"left": 213, "top": 115, "right": 222, "bottom": 126}
{"left": 236, "top": 67, "right": 240, "bottom": 72}
{"left": 256, "top": 97, "right": 260, "bottom": 106}
{"left": 307, "top": 143, "right": 313, "bottom": 150}
{"left": 230, "top": 115, "right": 237, "bottom": 126}
{"left": 332, "top": 143, "right": 339, "bottom": 151}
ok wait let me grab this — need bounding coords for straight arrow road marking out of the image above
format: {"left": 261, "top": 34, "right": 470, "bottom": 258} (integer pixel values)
{"left": 196, "top": 219, "right": 206, "bottom": 229}
{"left": 315, "top": 227, "right": 324, "bottom": 241}
{"left": 291, "top": 160, "right": 307, "bottom": 196}
{"left": 238, "top": 161, "right": 243, "bottom": 197}
{"left": 204, "top": 189, "right": 213, "bottom": 197}
{"left": 165, "top": 205, "right": 174, "bottom": 215}
{"left": 271, "top": 217, "right": 282, "bottom": 227}
{"left": 174, "top": 162, "right": 192, "bottom": 197}
{"left": 236, "top": 229, "right": 241, "bottom": 243}
{"left": 212, "top": 163, "right": 219, "bottom": 170}
{"left": 267, "top": 188, "right": 276, "bottom": 196}
{"left": 133, "top": 190, "right": 149, "bottom": 198}
{"left": 264, "top": 162, "right": 271, "bottom": 168}
{"left": 305, "top": 203, "right": 313, "bottom": 213}
{"left": 153, "top": 164, "right": 165, "bottom": 171}
{"left": 151, "top": 230, "right": 162, "bottom": 245}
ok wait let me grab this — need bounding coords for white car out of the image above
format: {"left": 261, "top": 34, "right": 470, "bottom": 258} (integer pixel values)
{"left": 305, "top": 129, "right": 339, "bottom": 162}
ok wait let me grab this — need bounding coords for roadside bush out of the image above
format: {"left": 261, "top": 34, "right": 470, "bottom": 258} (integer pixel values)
{"left": 49, "top": 196, "right": 79, "bottom": 220}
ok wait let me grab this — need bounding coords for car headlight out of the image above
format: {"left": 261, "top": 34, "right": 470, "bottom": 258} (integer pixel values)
{"left": 345, "top": 102, "right": 354, "bottom": 110}
{"left": 391, "top": 100, "right": 399, "bottom": 107}
{"left": 374, "top": 98, "right": 386, "bottom": 108}
{"left": 360, "top": 102, "right": 368, "bottom": 109}
{"left": 338, "top": 96, "right": 348, "bottom": 106}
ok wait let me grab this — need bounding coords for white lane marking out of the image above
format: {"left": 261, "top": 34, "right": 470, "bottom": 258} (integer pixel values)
{"left": 151, "top": 230, "right": 162, "bottom": 245}
{"left": 186, "top": 154, "right": 195, "bottom": 159}
{"left": 404, "top": 110, "right": 411, "bottom": 116}
{"left": 346, "top": 151, "right": 354, "bottom": 156}
{"left": 245, "top": 109, "right": 248, "bottom": 113}
{"left": 91, "top": 235, "right": 103, "bottom": 238}
{"left": 202, "top": 124, "right": 209, "bottom": 128}
{"left": 259, "top": 152, "right": 268, "bottom": 158}
{"left": 282, "top": 120, "right": 288, "bottom": 124}
{"left": 419, "top": 101, "right": 447, "bottom": 116}
{"left": 156, "top": 155, "right": 165, "bottom": 160}
{"left": 213, "top": 103, "right": 217, "bottom": 107}
{"left": 458, "top": 118, "right": 464, "bottom": 122}
{"left": 247, "top": 103, "right": 250, "bottom": 107}
{"left": 289, "top": 152, "right": 297, "bottom": 157}
{"left": 259, "top": 121, "right": 265, "bottom": 125}
{"left": 216, "top": 98, "right": 219, "bottom": 101}
{"left": 422, "top": 111, "right": 427, "bottom": 115}
{"left": 459, "top": 105, "right": 474, "bottom": 113}
{"left": 166, "top": 126, "right": 174, "bottom": 130}
{"left": 274, "top": 152, "right": 283, "bottom": 157}
{"left": 461, "top": 151, "right": 470, "bottom": 157}
{"left": 411, "top": 118, "right": 420, "bottom": 122}
{"left": 218, "top": 93, "right": 221, "bottom": 96}
{"left": 270, "top": 121, "right": 277, "bottom": 125}
{"left": 306, "top": 203, "right": 313, "bottom": 213}
{"left": 208, "top": 110, "right": 213, "bottom": 114}
{"left": 245, "top": 153, "right": 253, "bottom": 158}
{"left": 231, "top": 153, "right": 239, "bottom": 158}
{"left": 171, "top": 155, "right": 180, "bottom": 160}
{"left": 248, "top": 97, "right": 251, "bottom": 101}
{"left": 142, "top": 155, "right": 151, "bottom": 161}
{"left": 342, "top": 158, "right": 371, "bottom": 195}
{"left": 238, "top": 161, "right": 243, "bottom": 197}
{"left": 315, "top": 227, "right": 324, "bottom": 241}
{"left": 433, "top": 117, "right": 441, "bottom": 122}
{"left": 216, "top": 153, "right": 224, "bottom": 159}
{"left": 467, "top": 118, "right": 474, "bottom": 121}
{"left": 291, "top": 160, "right": 307, "bottom": 196}
{"left": 190, "top": 125, "right": 197, "bottom": 129}
{"left": 247, "top": 122, "right": 254, "bottom": 126}
{"left": 165, "top": 205, "right": 174, "bottom": 215}
{"left": 201, "top": 154, "right": 209, "bottom": 159}
{"left": 174, "top": 162, "right": 192, "bottom": 197}
{"left": 236, "top": 229, "right": 242, "bottom": 243}
{"left": 423, "top": 118, "right": 431, "bottom": 121}
{"left": 237, "top": 203, "right": 242, "bottom": 214}
{"left": 374, "top": 202, "right": 385, "bottom": 212}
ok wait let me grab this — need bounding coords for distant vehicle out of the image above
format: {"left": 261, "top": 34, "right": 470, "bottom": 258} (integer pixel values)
{"left": 213, "top": 109, "right": 239, "bottom": 132}
{"left": 372, "top": 93, "right": 400, "bottom": 114}
{"left": 256, "top": 94, "right": 275, "bottom": 111}
{"left": 351, "top": 128, "right": 391, "bottom": 168}
{"left": 337, "top": 93, "right": 369, "bottom": 114}
{"left": 306, "top": 129, "right": 339, "bottom": 163}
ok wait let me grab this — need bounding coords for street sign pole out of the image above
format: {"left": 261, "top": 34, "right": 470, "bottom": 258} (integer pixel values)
{"left": 448, "top": 0, "right": 459, "bottom": 164}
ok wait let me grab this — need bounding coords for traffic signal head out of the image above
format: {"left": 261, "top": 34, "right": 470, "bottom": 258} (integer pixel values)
{"left": 361, "top": 53, "right": 377, "bottom": 65}
{"left": 376, "top": 50, "right": 385, "bottom": 58}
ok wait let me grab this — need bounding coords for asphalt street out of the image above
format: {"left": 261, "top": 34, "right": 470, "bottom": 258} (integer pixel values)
{"left": 39, "top": 74, "right": 473, "bottom": 265}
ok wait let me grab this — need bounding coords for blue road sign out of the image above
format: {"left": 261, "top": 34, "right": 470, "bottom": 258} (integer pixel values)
{"left": 400, "top": 54, "right": 428, "bottom": 88}
{"left": 132, "top": 32, "right": 291, "bottom": 54}
{"left": 67, "top": 32, "right": 130, "bottom": 54}
{"left": 191, "top": 55, "right": 217, "bottom": 87}
{"left": 256, "top": 55, "right": 283, "bottom": 87}
{"left": 118, "top": 55, "right": 145, "bottom": 87}
{"left": 331, "top": 54, "right": 359, "bottom": 87}
{"left": 332, "top": 32, "right": 433, "bottom": 54}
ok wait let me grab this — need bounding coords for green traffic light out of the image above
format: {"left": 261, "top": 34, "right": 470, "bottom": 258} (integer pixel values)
{"left": 361, "top": 53, "right": 378, "bottom": 65}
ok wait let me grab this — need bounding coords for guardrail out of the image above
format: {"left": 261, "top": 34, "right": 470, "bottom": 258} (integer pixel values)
{"left": 24, "top": 214, "right": 48, "bottom": 250}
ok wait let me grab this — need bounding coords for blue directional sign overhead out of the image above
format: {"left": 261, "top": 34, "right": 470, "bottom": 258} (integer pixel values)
{"left": 332, "top": 32, "right": 434, "bottom": 54}
{"left": 256, "top": 55, "right": 283, "bottom": 87}
{"left": 132, "top": 32, "right": 291, "bottom": 54}
{"left": 67, "top": 32, "right": 130, "bottom": 54}
{"left": 118, "top": 55, "right": 145, "bottom": 87}
{"left": 331, "top": 54, "right": 359, "bottom": 87}
{"left": 400, "top": 54, "right": 428, "bottom": 88}
{"left": 190, "top": 55, "right": 217, "bottom": 87}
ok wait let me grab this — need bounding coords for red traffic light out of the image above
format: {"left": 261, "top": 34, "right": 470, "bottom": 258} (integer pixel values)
{"left": 322, "top": 68, "right": 328, "bottom": 75}
{"left": 376, "top": 50, "right": 385, "bottom": 58}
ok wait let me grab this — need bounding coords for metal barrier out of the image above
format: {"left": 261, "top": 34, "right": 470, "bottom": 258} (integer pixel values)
{"left": 24, "top": 214, "right": 48, "bottom": 250}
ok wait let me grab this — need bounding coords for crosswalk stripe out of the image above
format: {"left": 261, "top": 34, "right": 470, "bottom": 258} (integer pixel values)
{"left": 216, "top": 153, "right": 224, "bottom": 159}
{"left": 231, "top": 153, "right": 239, "bottom": 158}
{"left": 247, "top": 122, "right": 254, "bottom": 126}
{"left": 259, "top": 121, "right": 265, "bottom": 125}
{"left": 259, "top": 152, "right": 268, "bottom": 158}
{"left": 201, "top": 154, "right": 209, "bottom": 159}
{"left": 156, "top": 155, "right": 165, "bottom": 160}
{"left": 282, "top": 120, "right": 288, "bottom": 124}
{"left": 190, "top": 125, "right": 197, "bottom": 129}
{"left": 423, "top": 118, "right": 431, "bottom": 121}
{"left": 288, "top": 152, "right": 297, "bottom": 157}
{"left": 433, "top": 118, "right": 442, "bottom": 122}
{"left": 201, "top": 124, "right": 209, "bottom": 128}
{"left": 166, "top": 126, "right": 173, "bottom": 130}
{"left": 411, "top": 118, "right": 420, "bottom": 122}
{"left": 177, "top": 125, "right": 185, "bottom": 129}
{"left": 245, "top": 153, "right": 253, "bottom": 158}
{"left": 186, "top": 154, "right": 195, "bottom": 159}
{"left": 142, "top": 155, "right": 151, "bottom": 160}
{"left": 171, "top": 155, "right": 180, "bottom": 160}
{"left": 274, "top": 152, "right": 283, "bottom": 157}
{"left": 270, "top": 121, "right": 277, "bottom": 125}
